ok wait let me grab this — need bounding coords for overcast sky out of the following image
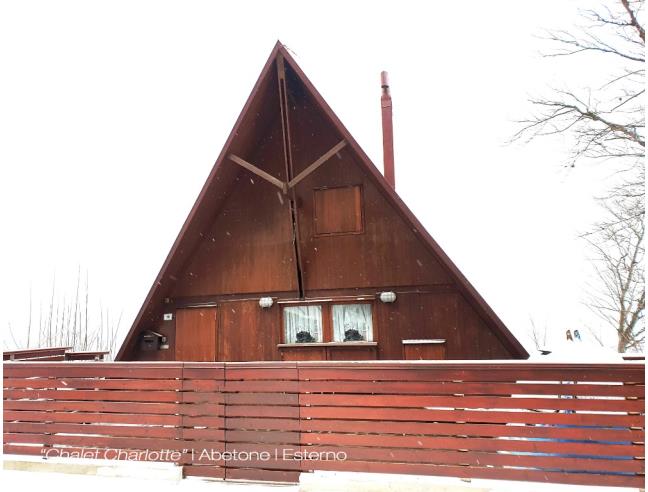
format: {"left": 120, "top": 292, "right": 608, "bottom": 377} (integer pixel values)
{"left": 1, "top": 1, "right": 624, "bottom": 354}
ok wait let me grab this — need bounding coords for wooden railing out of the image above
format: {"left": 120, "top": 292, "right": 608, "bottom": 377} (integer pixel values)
{"left": 3, "top": 361, "right": 645, "bottom": 487}
{"left": 3, "top": 347, "right": 109, "bottom": 361}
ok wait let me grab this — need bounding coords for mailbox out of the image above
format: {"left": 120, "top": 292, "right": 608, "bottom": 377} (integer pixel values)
{"left": 140, "top": 330, "right": 168, "bottom": 351}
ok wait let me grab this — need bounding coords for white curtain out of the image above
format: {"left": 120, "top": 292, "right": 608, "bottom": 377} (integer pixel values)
{"left": 283, "top": 305, "right": 323, "bottom": 343}
{"left": 332, "top": 304, "right": 373, "bottom": 342}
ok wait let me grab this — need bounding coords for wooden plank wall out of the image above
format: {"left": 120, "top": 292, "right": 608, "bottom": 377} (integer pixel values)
{"left": 3, "top": 361, "right": 644, "bottom": 487}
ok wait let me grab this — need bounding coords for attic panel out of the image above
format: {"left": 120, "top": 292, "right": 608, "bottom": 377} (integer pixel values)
{"left": 171, "top": 116, "right": 298, "bottom": 297}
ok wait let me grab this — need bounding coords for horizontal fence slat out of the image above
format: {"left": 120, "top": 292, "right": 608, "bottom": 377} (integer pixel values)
{"left": 3, "top": 421, "right": 180, "bottom": 439}
{"left": 180, "top": 403, "right": 224, "bottom": 417}
{"left": 182, "top": 380, "right": 223, "bottom": 391}
{"left": 301, "top": 432, "right": 643, "bottom": 457}
{"left": 3, "top": 432, "right": 224, "bottom": 452}
{"left": 300, "top": 393, "right": 644, "bottom": 412}
{"left": 299, "top": 418, "right": 644, "bottom": 442}
{"left": 225, "top": 393, "right": 299, "bottom": 405}
{"left": 4, "top": 377, "right": 183, "bottom": 391}
{"left": 223, "top": 381, "right": 300, "bottom": 393}
{"left": 182, "top": 415, "right": 224, "bottom": 427}
{"left": 226, "top": 430, "right": 301, "bottom": 444}
{"left": 299, "top": 380, "right": 646, "bottom": 398}
{"left": 4, "top": 399, "right": 180, "bottom": 415}
{"left": 224, "top": 417, "right": 302, "bottom": 432}
{"left": 300, "top": 406, "right": 644, "bottom": 427}
{"left": 182, "top": 428, "right": 225, "bottom": 440}
{"left": 304, "top": 444, "right": 644, "bottom": 473}
{"left": 4, "top": 389, "right": 181, "bottom": 403}
{"left": 183, "top": 465, "right": 226, "bottom": 479}
{"left": 226, "top": 467, "right": 301, "bottom": 483}
{"left": 4, "top": 364, "right": 183, "bottom": 379}
{"left": 182, "top": 392, "right": 224, "bottom": 404}
{"left": 226, "top": 406, "right": 300, "bottom": 419}
{"left": 298, "top": 366, "right": 645, "bottom": 384}
{"left": 3, "top": 410, "right": 182, "bottom": 426}
{"left": 182, "top": 367, "right": 224, "bottom": 380}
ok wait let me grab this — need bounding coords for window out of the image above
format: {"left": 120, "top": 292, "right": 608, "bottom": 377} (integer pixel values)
{"left": 283, "top": 305, "right": 323, "bottom": 343}
{"left": 282, "top": 303, "right": 373, "bottom": 343}
{"left": 332, "top": 304, "right": 373, "bottom": 342}
{"left": 313, "top": 185, "right": 363, "bottom": 236}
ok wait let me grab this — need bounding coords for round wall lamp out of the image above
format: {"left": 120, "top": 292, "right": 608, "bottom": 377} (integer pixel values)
{"left": 259, "top": 297, "right": 274, "bottom": 309}
{"left": 379, "top": 291, "right": 397, "bottom": 303}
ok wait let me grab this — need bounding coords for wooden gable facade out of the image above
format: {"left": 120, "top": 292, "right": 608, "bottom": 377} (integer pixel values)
{"left": 116, "top": 43, "right": 528, "bottom": 362}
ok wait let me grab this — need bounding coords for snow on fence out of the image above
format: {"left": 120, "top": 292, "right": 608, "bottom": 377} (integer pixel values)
{"left": 3, "top": 361, "right": 645, "bottom": 487}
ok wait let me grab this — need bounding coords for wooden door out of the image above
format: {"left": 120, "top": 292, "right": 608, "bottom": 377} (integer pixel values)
{"left": 175, "top": 307, "right": 217, "bottom": 361}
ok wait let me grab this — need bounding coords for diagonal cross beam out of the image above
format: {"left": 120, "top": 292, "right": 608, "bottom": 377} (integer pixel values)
{"left": 228, "top": 139, "right": 347, "bottom": 194}
{"left": 227, "top": 154, "right": 288, "bottom": 193}
{"left": 288, "top": 140, "right": 347, "bottom": 189}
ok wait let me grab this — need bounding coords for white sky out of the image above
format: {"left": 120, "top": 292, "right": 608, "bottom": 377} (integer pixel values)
{"left": 0, "top": 1, "right": 625, "bottom": 354}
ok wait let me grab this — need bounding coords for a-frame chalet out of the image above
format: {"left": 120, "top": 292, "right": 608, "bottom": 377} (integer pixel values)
{"left": 116, "top": 42, "right": 528, "bottom": 361}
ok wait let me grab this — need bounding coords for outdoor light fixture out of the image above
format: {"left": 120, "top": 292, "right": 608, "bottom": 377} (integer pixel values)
{"left": 259, "top": 297, "right": 274, "bottom": 309}
{"left": 379, "top": 291, "right": 397, "bottom": 303}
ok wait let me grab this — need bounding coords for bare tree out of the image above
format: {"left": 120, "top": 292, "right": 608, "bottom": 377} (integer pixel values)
{"left": 26, "top": 285, "right": 32, "bottom": 347}
{"left": 4, "top": 269, "right": 123, "bottom": 360}
{"left": 528, "top": 317, "right": 549, "bottom": 351}
{"left": 584, "top": 191, "right": 644, "bottom": 352}
{"left": 515, "top": 0, "right": 645, "bottom": 352}
{"left": 514, "top": 0, "right": 644, "bottom": 168}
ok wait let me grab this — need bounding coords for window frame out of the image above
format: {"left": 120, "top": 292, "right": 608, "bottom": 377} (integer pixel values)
{"left": 312, "top": 185, "right": 365, "bottom": 237}
{"left": 281, "top": 304, "right": 324, "bottom": 344}
{"left": 331, "top": 302, "right": 374, "bottom": 342}
{"left": 280, "top": 299, "right": 374, "bottom": 344}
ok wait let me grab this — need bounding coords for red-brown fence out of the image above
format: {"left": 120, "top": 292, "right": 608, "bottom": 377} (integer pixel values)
{"left": 3, "top": 361, "right": 645, "bottom": 487}
{"left": 3, "top": 347, "right": 109, "bottom": 361}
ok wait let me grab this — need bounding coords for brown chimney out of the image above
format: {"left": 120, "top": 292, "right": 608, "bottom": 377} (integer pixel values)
{"left": 381, "top": 71, "right": 395, "bottom": 189}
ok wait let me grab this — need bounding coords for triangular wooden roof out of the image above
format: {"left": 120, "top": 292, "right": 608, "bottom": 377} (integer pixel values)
{"left": 116, "top": 41, "right": 528, "bottom": 360}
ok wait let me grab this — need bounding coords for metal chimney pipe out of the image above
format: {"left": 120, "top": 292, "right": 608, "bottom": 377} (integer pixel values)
{"left": 381, "top": 71, "right": 395, "bottom": 189}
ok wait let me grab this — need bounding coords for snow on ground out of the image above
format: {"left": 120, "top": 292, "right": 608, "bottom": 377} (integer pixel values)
{"left": 3, "top": 468, "right": 643, "bottom": 492}
{"left": 301, "top": 471, "right": 643, "bottom": 492}
{"left": 2, "top": 469, "right": 298, "bottom": 492}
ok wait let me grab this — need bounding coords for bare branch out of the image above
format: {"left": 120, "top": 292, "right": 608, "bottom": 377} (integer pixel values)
{"left": 514, "top": 0, "right": 645, "bottom": 169}
{"left": 621, "top": 0, "right": 645, "bottom": 41}
{"left": 583, "top": 185, "right": 645, "bottom": 352}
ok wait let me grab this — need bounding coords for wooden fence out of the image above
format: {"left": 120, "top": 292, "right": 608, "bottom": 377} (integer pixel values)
{"left": 3, "top": 361, "right": 645, "bottom": 487}
{"left": 3, "top": 347, "right": 109, "bottom": 361}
